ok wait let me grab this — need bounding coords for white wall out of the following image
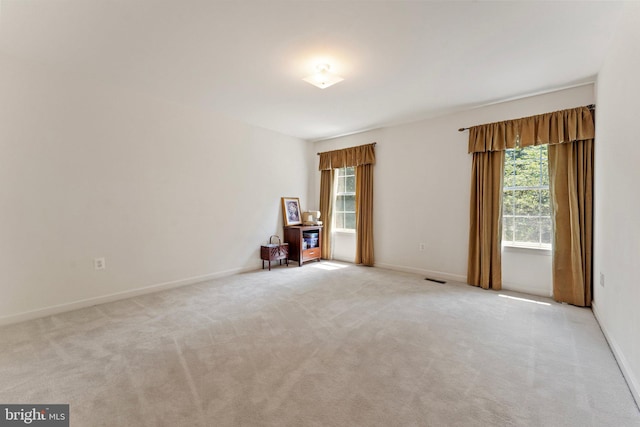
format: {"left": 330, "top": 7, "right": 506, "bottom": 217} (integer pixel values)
{"left": 332, "top": 232, "right": 357, "bottom": 262}
{"left": 312, "top": 85, "right": 593, "bottom": 296}
{"left": 501, "top": 246, "right": 551, "bottom": 296}
{"left": 0, "top": 53, "right": 310, "bottom": 324}
{"left": 593, "top": 2, "right": 640, "bottom": 406}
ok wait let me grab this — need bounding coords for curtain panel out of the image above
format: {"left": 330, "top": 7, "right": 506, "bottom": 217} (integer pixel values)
{"left": 467, "top": 150, "right": 504, "bottom": 289}
{"left": 355, "top": 164, "right": 374, "bottom": 266}
{"left": 319, "top": 170, "right": 334, "bottom": 260}
{"left": 548, "top": 139, "right": 594, "bottom": 307}
{"left": 467, "top": 105, "right": 595, "bottom": 306}
{"left": 318, "top": 143, "right": 376, "bottom": 266}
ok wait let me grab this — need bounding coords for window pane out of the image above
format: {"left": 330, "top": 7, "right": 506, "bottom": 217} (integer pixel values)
{"left": 540, "top": 189, "right": 551, "bottom": 216}
{"left": 541, "top": 217, "right": 552, "bottom": 245}
{"left": 533, "top": 146, "right": 543, "bottom": 187}
{"left": 337, "top": 175, "right": 345, "bottom": 193}
{"left": 502, "top": 216, "right": 514, "bottom": 243}
{"left": 344, "top": 194, "right": 355, "bottom": 212}
{"left": 514, "top": 189, "right": 541, "bottom": 216}
{"left": 335, "top": 213, "right": 344, "bottom": 229}
{"left": 346, "top": 175, "right": 355, "bottom": 193}
{"left": 514, "top": 217, "right": 540, "bottom": 244}
{"left": 346, "top": 166, "right": 355, "bottom": 175}
{"left": 513, "top": 150, "right": 528, "bottom": 187}
{"left": 503, "top": 190, "right": 515, "bottom": 216}
{"left": 504, "top": 149, "right": 516, "bottom": 188}
{"left": 335, "top": 195, "right": 345, "bottom": 211}
{"left": 541, "top": 146, "right": 549, "bottom": 186}
{"left": 345, "top": 213, "right": 356, "bottom": 229}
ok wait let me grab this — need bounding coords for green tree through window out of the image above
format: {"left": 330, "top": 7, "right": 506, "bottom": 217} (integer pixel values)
{"left": 503, "top": 145, "right": 552, "bottom": 248}
{"left": 335, "top": 167, "right": 356, "bottom": 230}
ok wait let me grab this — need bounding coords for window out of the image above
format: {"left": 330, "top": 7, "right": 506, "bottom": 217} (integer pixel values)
{"left": 334, "top": 167, "right": 356, "bottom": 231}
{"left": 502, "top": 145, "right": 551, "bottom": 249}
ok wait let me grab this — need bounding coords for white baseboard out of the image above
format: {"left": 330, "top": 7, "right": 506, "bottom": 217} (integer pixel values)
{"left": 592, "top": 301, "right": 640, "bottom": 409}
{"left": 0, "top": 266, "right": 257, "bottom": 327}
{"left": 374, "top": 262, "right": 466, "bottom": 284}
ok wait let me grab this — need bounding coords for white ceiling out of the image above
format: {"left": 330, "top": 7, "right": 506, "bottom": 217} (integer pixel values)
{"left": 0, "top": 1, "right": 625, "bottom": 141}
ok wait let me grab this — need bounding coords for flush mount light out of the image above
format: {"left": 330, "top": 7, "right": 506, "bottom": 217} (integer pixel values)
{"left": 302, "top": 64, "right": 344, "bottom": 89}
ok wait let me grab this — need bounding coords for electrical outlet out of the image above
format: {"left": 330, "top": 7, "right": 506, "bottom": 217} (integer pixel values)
{"left": 94, "top": 257, "right": 106, "bottom": 270}
{"left": 419, "top": 243, "right": 426, "bottom": 252}
{"left": 600, "top": 272, "right": 605, "bottom": 287}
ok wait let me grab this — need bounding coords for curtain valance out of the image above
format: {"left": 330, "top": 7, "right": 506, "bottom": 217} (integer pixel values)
{"left": 318, "top": 143, "right": 376, "bottom": 170}
{"left": 468, "top": 106, "right": 595, "bottom": 153}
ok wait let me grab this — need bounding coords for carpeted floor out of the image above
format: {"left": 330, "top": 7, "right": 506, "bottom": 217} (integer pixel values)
{"left": 0, "top": 262, "right": 638, "bottom": 426}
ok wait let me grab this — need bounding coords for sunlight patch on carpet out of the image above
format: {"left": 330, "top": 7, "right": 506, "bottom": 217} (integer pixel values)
{"left": 310, "top": 262, "right": 349, "bottom": 270}
{"left": 498, "top": 294, "right": 551, "bottom": 306}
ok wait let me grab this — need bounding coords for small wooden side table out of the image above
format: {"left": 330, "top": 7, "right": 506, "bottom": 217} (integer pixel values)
{"left": 260, "top": 236, "right": 289, "bottom": 271}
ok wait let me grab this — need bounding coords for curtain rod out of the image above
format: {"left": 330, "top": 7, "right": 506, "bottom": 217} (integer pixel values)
{"left": 317, "top": 142, "right": 376, "bottom": 155}
{"left": 457, "top": 104, "right": 596, "bottom": 132}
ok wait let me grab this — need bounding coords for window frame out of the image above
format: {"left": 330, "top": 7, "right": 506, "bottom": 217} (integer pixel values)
{"left": 334, "top": 166, "right": 356, "bottom": 233}
{"left": 502, "top": 145, "right": 552, "bottom": 250}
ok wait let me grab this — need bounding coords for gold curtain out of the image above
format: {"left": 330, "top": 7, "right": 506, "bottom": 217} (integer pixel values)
{"left": 468, "top": 106, "right": 595, "bottom": 153}
{"left": 355, "top": 164, "right": 374, "bottom": 266}
{"left": 468, "top": 121, "right": 519, "bottom": 153}
{"left": 318, "top": 144, "right": 376, "bottom": 171}
{"left": 318, "top": 143, "right": 376, "bottom": 266}
{"left": 467, "top": 105, "right": 595, "bottom": 305}
{"left": 319, "top": 170, "right": 334, "bottom": 260}
{"left": 467, "top": 150, "right": 504, "bottom": 289}
{"left": 548, "top": 139, "right": 594, "bottom": 306}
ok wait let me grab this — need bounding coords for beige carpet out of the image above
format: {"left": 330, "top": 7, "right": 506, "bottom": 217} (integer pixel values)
{"left": 0, "top": 262, "right": 638, "bottom": 426}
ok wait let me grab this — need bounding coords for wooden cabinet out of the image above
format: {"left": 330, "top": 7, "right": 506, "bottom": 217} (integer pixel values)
{"left": 283, "top": 225, "right": 323, "bottom": 267}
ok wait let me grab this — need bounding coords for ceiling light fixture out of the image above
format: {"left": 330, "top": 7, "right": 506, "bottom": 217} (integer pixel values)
{"left": 303, "top": 64, "right": 344, "bottom": 89}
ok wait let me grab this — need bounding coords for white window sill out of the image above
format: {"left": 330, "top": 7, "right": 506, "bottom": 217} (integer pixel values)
{"left": 334, "top": 229, "right": 356, "bottom": 235}
{"left": 502, "top": 243, "right": 552, "bottom": 256}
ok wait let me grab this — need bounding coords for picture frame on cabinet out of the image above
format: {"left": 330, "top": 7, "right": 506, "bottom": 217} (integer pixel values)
{"left": 281, "top": 197, "right": 302, "bottom": 226}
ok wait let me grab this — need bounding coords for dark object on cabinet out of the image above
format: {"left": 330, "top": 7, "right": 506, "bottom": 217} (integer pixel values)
{"left": 284, "top": 225, "right": 323, "bottom": 267}
{"left": 260, "top": 235, "right": 289, "bottom": 271}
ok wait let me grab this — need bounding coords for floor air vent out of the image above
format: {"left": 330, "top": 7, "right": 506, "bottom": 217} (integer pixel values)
{"left": 425, "top": 277, "right": 446, "bottom": 284}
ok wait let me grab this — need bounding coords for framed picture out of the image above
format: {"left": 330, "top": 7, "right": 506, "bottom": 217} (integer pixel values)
{"left": 281, "top": 197, "right": 302, "bottom": 226}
